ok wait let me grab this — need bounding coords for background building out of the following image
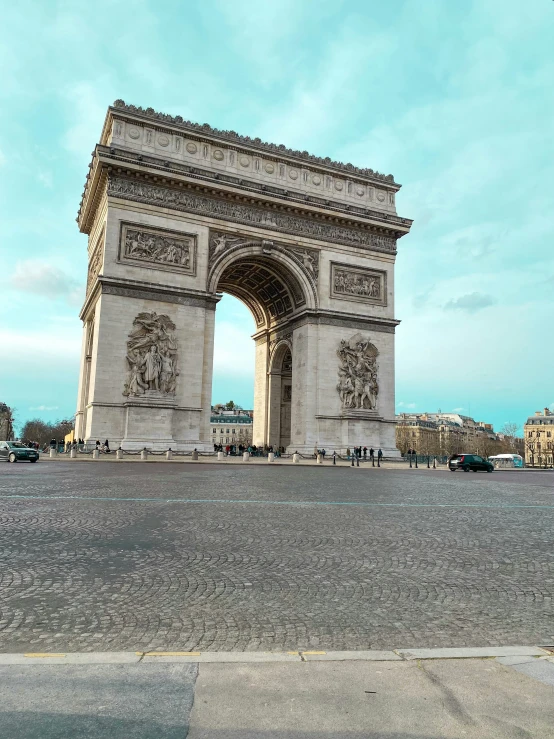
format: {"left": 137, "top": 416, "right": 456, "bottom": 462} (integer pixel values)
{"left": 395, "top": 412, "right": 505, "bottom": 457}
{"left": 524, "top": 408, "right": 554, "bottom": 466}
{"left": 211, "top": 408, "right": 253, "bottom": 448}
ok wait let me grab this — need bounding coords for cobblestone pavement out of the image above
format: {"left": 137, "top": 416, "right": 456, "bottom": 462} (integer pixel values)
{"left": 0, "top": 462, "right": 552, "bottom": 653}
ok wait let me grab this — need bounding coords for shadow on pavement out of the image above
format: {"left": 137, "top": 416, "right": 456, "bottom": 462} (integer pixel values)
{"left": 0, "top": 711, "right": 186, "bottom": 739}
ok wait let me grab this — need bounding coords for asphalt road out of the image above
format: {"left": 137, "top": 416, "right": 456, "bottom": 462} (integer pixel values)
{"left": 0, "top": 462, "right": 553, "bottom": 652}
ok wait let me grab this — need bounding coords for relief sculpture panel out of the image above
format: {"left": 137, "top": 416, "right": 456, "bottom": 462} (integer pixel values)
{"left": 337, "top": 334, "right": 379, "bottom": 411}
{"left": 123, "top": 312, "right": 179, "bottom": 398}
{"left": 119, "top": 223, "right": 196, "bottom": 275}
{"left": 331, "top": 263, "right": 386, "bottom": 305}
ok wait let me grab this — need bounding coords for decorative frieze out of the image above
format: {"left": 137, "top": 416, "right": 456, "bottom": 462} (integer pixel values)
{"left": 108, "top": 176, "right": 397, "bottom": 254}
{"left": 337, "top": 334, "right": 379, "bottom": 411}
{"left": 330, "top": 263, "right": 387, "bottom": 305}
{"left": 119, "top": 222, "right": 196, "bottom": 275}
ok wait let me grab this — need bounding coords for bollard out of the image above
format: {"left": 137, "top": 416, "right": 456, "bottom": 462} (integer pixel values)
{"left": 166, "top": 449, "right": 173, "bottom": 460}
{"left": 217, "top": 451, "right": 224, "bottom": 461}
{"left": 141, "top": 449, "right": 148, "bottom": 461}
{"left": 372, "top": 456, "right": 375, "bottom": 467}
{"left": 243, "top": 451, "right": 250, "bottom": 462}
{"left": 317, "top": 453, "right": 323, "bottom": 465}
{"left": 433, "top": 456, "right": 436, "bottom": 469}
{"left": 268, "top": 452, "right": 275, "bottom": 463}
{"left": 351, "top": 455, "right": 354, "bottom": 467}
{"left": 427, "top": 455, "right": 430, "bottom": 468}
{"left": 293, "top": 453, "right": 300, "bottom": 464}
{"left": 192, "top": 449, "right": 199, "bottom": 461}
{"left": 92, "top": 449, "right": 99, "bottom": 460}
{"left": 49, "top": 448, "right": 57, "bottom": 458}
{"left": 116, "top": 449, "right": 123, "bottom": 460}
{"left": 377, "top": 455, "right": 380, "bottom": 467}
{"left": 69, "top": 449, "right": 76, "bottom": 459}
{"left": 333, "top": 453, "right": 336, "bottom": 465}
{"left": 409, "top": 454, "right": 412, "bottom": 468}
{"left": 415, "top": 455, "right": 418, "bottom": 468}
{"left": 356, "top": 456, "right": 360, "bottom": 467}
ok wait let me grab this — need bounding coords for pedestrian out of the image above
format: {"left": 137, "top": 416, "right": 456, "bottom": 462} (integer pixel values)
{"left": 369, "top": 447, "right": 374, "bottom": 459}
{"left": 377, "top": 448, "right": 383, "bottom": 461}
{"left": 346, "top": 447, "right": 351, "bottom": 460}
{"left": 322, "top": 448, "right": 326, "bottom": 458}
{"left": 363, "top": 446, "right": 367, "bottom": 459}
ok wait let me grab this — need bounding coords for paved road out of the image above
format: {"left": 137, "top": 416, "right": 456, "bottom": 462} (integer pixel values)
{"left": 0, "top": 462, "right": 553, "bottom": 652}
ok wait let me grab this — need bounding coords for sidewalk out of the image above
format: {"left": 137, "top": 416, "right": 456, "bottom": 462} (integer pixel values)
{"left": 1, "top": 648, "right": 553, "bottom": 738}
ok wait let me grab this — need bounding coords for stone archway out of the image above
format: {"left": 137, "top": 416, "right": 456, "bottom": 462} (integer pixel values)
{"left": 74, "top": 101, "right": 412, "bottom": 454}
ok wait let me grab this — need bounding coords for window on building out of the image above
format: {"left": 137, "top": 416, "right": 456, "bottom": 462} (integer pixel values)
{"left": 212, "top": 428, "right": 216, "bottom": 433}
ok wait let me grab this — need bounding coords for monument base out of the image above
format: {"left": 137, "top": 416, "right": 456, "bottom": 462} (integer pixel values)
{"left": 287, "top": 414, "right": 401, "bottom": 457}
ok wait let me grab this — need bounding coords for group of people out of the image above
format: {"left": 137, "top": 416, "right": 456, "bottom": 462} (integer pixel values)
{"left": 213, "top": 444, "right": 284, "bottom": 457}
{"left": 348, "top": 446, "right": 383, "bottom": 461}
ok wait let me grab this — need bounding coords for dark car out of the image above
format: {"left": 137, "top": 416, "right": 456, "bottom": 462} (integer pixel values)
{"left": 449, "top": 453, "right": 493, "bottom": 473}
{"left": 0, "top": 441, "right": 39, "bottom": 463}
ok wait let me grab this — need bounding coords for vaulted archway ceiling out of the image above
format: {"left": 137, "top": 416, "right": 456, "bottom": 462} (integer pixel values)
{"left": 216, "top": 257, "right": 306, "bottom": 328}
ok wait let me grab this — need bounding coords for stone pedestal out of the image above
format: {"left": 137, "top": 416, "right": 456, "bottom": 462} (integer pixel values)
{"left": 217, "top": 451, "right": 224, "bottom": 461}
{"left": 268, "top": 452, "right": 275, "bottom": 463}
{"left": 242, "top": 452, "right": 250, "bottom": 462}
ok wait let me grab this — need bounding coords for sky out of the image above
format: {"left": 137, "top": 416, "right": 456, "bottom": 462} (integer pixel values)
{"left": 0, "top": 0, "right": 552, "bottom": 435}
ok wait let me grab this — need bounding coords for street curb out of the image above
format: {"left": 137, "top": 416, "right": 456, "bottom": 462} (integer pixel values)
{"left": 0, "top": 646, "right": 549, "bottom": 666}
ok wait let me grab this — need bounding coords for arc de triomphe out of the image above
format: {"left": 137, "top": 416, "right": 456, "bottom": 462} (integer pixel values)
{"left": 74, "top": 101, "right": 412, "bottom": 453}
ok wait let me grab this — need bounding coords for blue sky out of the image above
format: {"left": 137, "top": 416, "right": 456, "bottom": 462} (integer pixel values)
{"left": 0, "top": 0, "right": 552, "bottom": 434}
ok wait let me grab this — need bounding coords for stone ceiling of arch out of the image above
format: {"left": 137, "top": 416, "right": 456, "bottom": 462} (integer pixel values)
{"left": 217, "top": 259, "right": 304, "bottom": 328}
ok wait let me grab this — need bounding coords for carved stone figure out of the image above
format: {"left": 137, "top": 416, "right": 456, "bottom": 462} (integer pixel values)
{"left": 288, "top": 247, "right": 320, "bottom": 280}
{"left": 123, "top": 312, "right": 178, "bottom": 397}
{"left": 337, "top": 334, "right": 379, "bottom": 411}
{"left": 123, "top": 227, "right": 193, "bottom": 269}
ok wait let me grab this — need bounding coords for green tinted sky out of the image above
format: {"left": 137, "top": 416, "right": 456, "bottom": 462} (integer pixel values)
{"left": 0, "top": 0, "right": 552, "bottom": 432}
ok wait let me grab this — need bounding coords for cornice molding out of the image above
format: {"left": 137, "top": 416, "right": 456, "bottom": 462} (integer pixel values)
{"left": 107, "top": 175, "right": 398, "bottom": 254}
{"left": 110, "top": 100, "right": 397, "bottom": 185}
{"left": 80, "top": 145, "right": 412, "bottom": 233}
{"left": 98, "top": 276, "right": 221, "bottom": 309}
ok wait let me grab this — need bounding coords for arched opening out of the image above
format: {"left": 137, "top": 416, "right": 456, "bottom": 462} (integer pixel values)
{"left": 210, "top": 246, "right": 315, "bottom": 449}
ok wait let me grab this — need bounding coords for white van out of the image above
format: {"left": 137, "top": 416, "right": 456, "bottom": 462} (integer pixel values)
{"left": 488, "top": 454, "right": 524, "bottom": 468}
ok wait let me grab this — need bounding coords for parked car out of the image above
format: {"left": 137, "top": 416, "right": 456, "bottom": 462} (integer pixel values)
{"left": 0, "top": 441, "right": 40, "bottom": 463}
{"left": 449, "top": 453, "right": 493, "bottom": 473}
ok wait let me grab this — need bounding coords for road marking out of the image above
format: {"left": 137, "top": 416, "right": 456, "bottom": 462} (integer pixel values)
{"left": 301, "top": 651, "right": 327, "bottom": 655}
{"left": 24, "top": 653, "right": 66, "bottom": 658}
{"left": 139, "top": 651, "right": 201, "bottom": 657}
{"left": 1, "top": 494, "right": 553, "bottom": 510}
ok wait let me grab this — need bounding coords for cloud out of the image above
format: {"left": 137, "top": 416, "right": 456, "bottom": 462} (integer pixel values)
{"left": 452, "top": 407, "right": 465, "bottom": 412}
{"left": 10, "top": 260, "right": 83, "bottom": 302}
{"left": 29, "top": 405, "right": 59, "bottom": 412}
{"left": 444, "top": 292, "right": 495, "bottom": 313}
{"left": 37, "top": 170, "right": 53, "bottom": 188}
{"left": 397, "top": 402, "right": 417, "bottom": 409}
